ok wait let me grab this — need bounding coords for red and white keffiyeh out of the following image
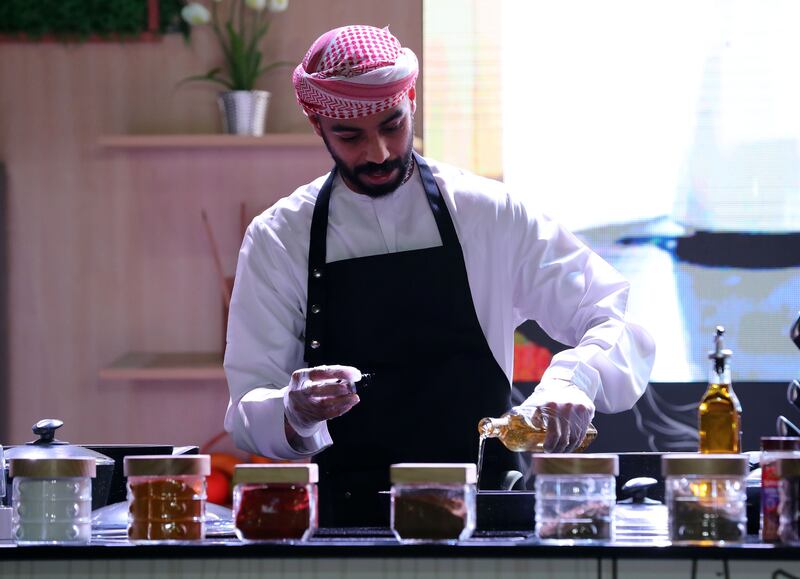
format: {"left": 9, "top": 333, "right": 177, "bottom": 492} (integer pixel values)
{"left": 292, "top": 25, "right": 418, "bottom": 119}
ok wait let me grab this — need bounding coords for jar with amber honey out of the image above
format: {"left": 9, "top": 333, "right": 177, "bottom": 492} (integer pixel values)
{"left": 232, "top": 463, "right": 318, "bottom": 543}
{"left": 123, "top": 455, "right": 210, "bottom": 543}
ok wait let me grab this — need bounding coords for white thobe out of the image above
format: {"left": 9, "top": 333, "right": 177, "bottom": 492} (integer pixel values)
{"left": 223, "top": 157, "right": 656, "bottom": 459}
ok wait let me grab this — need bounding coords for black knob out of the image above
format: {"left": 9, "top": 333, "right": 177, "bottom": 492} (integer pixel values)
{"left": 31, "top": 419, "right": 64, "bottom": 444}
{"left": 621, "top": 477, "right": 658, "bottom": 504}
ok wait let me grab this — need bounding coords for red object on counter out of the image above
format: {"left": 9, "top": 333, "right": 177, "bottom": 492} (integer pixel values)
{"left": 206, "top": 469, "right": 231, "bottom": 506}
{"left": 761, "top": 436, "right": 800, "bottom": 542}
{"left": 234, "top": 484, "right": 317, "bottom": 541}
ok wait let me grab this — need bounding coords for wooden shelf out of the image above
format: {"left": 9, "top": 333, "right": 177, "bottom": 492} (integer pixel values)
{"left": 99, "top": 351, "right": 225, "bottom": 381}
{"left": 97, "top": 133, "right": 323, "bottom": 149}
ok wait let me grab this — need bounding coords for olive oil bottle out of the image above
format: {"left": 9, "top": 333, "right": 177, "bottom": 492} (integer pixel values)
{"left": 478, "top": 408, "right": 597, "bottom": 453}
{"left": 698, "top": 326, "right": 742, "bottom": 453}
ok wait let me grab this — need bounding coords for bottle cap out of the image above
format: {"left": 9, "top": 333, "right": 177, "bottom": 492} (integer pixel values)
{"left": 124, "top": 455, "right": 211, "bottom": 477}
{"left": 390, "top": 463, "right": 477, "bottom": 484}
{"left": 9, "top": 457, "right": 96, "bottom": 478}
{"left": 761, "top": 437, "right": 800, "bottom": 452}
{"left": 233, "top": 463, "right": 318, "bottom": 485}
{"left": 708, "top": 326, "right": 733, "bottom": 360}
{"left": 662, "top": 453, "right": 749, "bottom": 476}
{"left": 532, "top": 454, "right": 618, "bottom": 476}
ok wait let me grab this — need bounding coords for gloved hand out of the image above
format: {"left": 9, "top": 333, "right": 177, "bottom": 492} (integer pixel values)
{"left": 515, "top": 379, "right": 595, "bottom": 453}
{"left": 283, "top": 365, "right": 362, "bottom": 438}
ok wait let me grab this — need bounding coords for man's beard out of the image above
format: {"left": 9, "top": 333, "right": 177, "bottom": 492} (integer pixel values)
{"left": 321, "top": 131, "right": 415, "bottom": 198}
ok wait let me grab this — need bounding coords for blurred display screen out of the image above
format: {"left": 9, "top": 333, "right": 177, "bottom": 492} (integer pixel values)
{"left": 503, "top": 1, "right": 800, "bottom": 381}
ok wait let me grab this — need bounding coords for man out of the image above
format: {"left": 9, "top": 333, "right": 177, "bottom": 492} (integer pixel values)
{"left": 224, "top": 25, "right": 655, "bottom": 526}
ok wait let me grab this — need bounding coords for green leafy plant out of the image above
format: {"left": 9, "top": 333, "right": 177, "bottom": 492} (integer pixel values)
{"left": 180, "top": 0, "right": 291, "bottom": 91}
{"left": 0, "top": 0, "right": 188, "bottom": 41}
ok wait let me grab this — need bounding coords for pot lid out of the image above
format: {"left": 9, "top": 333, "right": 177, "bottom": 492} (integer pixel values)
{"left": 3, "top": 419, "right": 114, "bottom": 465}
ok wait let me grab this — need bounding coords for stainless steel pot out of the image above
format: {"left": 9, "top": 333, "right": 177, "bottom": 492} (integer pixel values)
{"left": 2, "top": 419, "right": 115, "bottom": 510}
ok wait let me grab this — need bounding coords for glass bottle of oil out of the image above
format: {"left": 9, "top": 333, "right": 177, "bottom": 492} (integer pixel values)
{"left": 698, "top": 326, "right": 742, "bottom": 453}
{"left": 478, "top": 408, "right": 597, "bottom": 453}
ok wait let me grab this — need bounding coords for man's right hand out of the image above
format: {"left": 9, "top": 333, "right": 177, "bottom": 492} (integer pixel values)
{"left": 283, "top": 365, "right": 362, "bottom": 438}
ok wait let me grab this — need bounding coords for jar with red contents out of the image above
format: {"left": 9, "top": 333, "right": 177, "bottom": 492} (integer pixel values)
{"left": 232, "top": 463, "right": 318, "bottom": 543}
{"left": 760, "top": 437, "right": 800, "bottom": 542}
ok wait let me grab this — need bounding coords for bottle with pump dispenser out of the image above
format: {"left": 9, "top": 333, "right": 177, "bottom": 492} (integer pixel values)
{"left": 698, "top": 326, "right": 742, "bottom": 453}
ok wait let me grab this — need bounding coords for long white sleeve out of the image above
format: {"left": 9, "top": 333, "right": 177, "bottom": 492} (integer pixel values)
{"left": 426, "top": 161, "right": 655, "bottom": 413}
{"left": 475, "top": 180, "right": 655, "bottom": 413}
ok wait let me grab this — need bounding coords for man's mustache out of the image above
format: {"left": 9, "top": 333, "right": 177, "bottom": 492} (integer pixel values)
{"left": 354, "top": 158, "right": 403, "bottom": 175}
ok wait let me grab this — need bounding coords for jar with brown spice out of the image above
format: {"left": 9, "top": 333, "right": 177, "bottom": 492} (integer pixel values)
{"left": 124, "top": 455, "right": 210, "bottom": 543}
{"left": 390, "top": 463, "right": 476, "bottom": 544}
{"left": 232, "top": 463, "right": 318, "bottom": 543}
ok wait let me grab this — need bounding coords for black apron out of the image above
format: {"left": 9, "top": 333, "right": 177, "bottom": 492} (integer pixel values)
{"left": 304, "top": 153, "right": 519, "bottom": 527}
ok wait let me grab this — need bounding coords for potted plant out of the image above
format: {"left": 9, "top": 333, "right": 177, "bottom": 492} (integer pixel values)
{"left": 181, "top": 0, "right": 290, "bottom": 135}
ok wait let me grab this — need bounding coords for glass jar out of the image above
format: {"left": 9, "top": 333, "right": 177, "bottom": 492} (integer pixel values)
{"left": 123, "top": 455, "right": 210, "bottom": 543}
{"left": 232, "top": 463, "right": 318, "bottom": 543}
{"left": 776, "top": 456, "right": 800, "bottom": 544}
{"left": 10, "top": 457, "right": 95, "bottom": 544}
{"left": 390, "top": 463, "right": 476, "bottom": 544}
{"left": 533, "top": 454, "right": 618, "bottom": 543}
{"left": 760, "top": 437, "right": 800, "bottom": 542}
{"left": 662, "top": 453, "right": 748, "bottom": 545}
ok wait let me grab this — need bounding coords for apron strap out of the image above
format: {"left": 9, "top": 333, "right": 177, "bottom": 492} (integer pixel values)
{"left": 413, "top": 152, "right": 461, "bottom": 251}
{"left": 305, "top": 169, "right": 337, "bottom": 364}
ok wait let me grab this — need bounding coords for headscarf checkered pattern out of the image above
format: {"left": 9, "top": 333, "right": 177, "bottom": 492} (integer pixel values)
{"left": 292, "top": 25, "right": 418, "bottom": 119}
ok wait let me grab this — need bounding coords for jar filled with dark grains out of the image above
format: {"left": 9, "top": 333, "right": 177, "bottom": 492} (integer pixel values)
{"left": 124, "top": 455, "right": 210, "bottom": 544}
{"left": 533, "top": 454, "right": 618, "bottom": 544}
{"left": 390, "top": 463, "right": 476, "bottom": 544}
{"left": 662, "top": 453, "right": 748, "bottom": 545}
{"left": 232, "top": 463, "right": 318, "bottom": 543}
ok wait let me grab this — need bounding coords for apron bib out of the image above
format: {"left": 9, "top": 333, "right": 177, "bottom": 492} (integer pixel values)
{"left": 305, "top": 153, "right": 519, "bottom": 526}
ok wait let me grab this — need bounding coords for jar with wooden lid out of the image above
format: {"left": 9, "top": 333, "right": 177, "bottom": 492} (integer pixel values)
{"left": 390, "top": 463, "right": 476, "bottom": 544}
{"left": 533, "top": 454, "right": 618, "bottom": 543}
{"left": 232, "top": 463, "right": 318, "bottom": 543}
{"left": 662, "top": 453, "right": 748, "bottom": 545}
{"left": 124, "top": 455, "right": 210, "bottom": 543}
{"left": 10, "top": 457, "right": 95, "bottom": 544}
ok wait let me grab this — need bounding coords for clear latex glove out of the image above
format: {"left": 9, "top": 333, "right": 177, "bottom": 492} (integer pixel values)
{"left": 515, "top": 379, "right": 596, "bottom": 453}
{"left": 282, "top": 365, "right": 362, "bottom": 438}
